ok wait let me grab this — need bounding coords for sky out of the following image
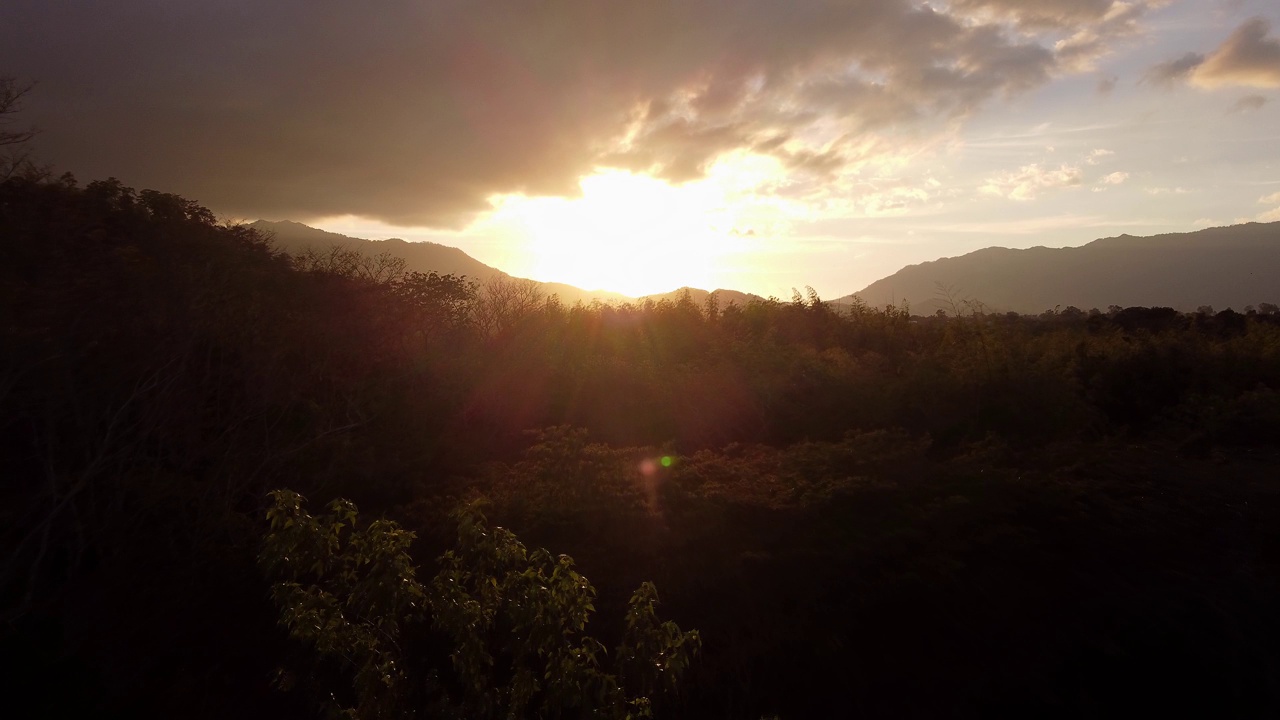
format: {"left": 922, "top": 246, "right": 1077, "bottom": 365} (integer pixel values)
{"left": 3, "top": 0, "right": 1279, "bottom": 299}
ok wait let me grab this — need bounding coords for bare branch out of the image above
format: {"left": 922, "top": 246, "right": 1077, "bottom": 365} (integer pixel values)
{"left": 0, "top": 76, "right": 38, "bottom": 147}
{"left": 0, "top": 76, "right": 42, "bottom": 180}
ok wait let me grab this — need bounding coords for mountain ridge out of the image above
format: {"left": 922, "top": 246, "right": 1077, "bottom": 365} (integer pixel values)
{"left": 252, "top": 220, "right": 632, "bottom": 305}
{"left": 253, "top": 219, "right": 1280, "bottom": 314}
{"left": 252, "top": 219, "right": 768, "bottom": 307}
{"left": 839, "top": 221, "right": 1280, "bottom": 314}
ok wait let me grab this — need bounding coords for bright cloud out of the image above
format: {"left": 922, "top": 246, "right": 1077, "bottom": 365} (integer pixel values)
{"left": 1259, "top": 191, "right": 1280, "bottom": 222}
{"left": 1087, "top": 149, "right": 1115, "bottom": 164}
{"left": 982, "top": 163, "right": 1084, "bottom": 200}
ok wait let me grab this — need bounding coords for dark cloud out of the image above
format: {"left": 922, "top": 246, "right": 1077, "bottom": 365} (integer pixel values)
{"left": 1144, "top": 52, "right": 1207, "bottom": 87}
{"left": 601, "top": 118, "right": 752, "bottom": 182}
{"left": 0, "top": 0, "right": 1147, "bottom": 227}
{"left": 1193, "top": 17, "right": 1280, "bottom": 88}
{"left": 1228, "top": 94, "right": 1268, "bottom": 113}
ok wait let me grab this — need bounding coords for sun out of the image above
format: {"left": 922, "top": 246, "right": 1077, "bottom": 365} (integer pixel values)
{"left": 312, "top": 155, "right": 798, "bottom": 299}
{"left": 485, "top": 167, "right": 758, "bottom": 297}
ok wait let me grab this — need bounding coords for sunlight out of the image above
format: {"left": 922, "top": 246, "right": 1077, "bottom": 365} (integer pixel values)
{"left": 484, "top": 159, "right": 784, "bottom": 297}
{"left": 311, "top": 153, "right": 817, "bottom": 298}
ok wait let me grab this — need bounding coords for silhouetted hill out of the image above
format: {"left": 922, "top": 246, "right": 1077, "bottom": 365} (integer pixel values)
{"left": 840, "top": 222, "right": 1280, "bottom": 314}
{"left": 253, "top": 220, "right": 499, "bottom": 280}
{"left": 640, "top": 287, "right": 762, "bottom": 307}
{"left": 251, "top": 220, "right": 632, "bottom": 306}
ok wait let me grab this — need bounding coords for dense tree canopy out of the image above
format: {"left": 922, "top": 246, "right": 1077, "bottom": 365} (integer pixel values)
{"left": 3, "top": 174, "right": 1280, "bottom": 717}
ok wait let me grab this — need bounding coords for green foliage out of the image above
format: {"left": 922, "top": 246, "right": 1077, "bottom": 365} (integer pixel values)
{"left": 261, "top": 490, "right": 424, "bottom": 719}
{"left": 261, "top": 491, "right": 699, "bottom": 720}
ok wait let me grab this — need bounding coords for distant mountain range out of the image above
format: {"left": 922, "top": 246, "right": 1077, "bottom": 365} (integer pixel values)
{"left": 251, "top": 220, "right": 761, "bottom": 307}
{"left": 254, "top": 219, "right": 1280, "bottom": 315}
{"left": 839, "top": 222, "right": 1280, "bottom": 314}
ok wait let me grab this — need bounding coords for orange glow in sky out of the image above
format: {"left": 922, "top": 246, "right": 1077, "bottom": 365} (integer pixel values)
{"left": 473, "top": 157, "right": 803, "bottom": 297}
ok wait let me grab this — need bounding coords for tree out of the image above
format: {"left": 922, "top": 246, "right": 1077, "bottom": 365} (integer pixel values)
{"left": 293, "top": 244, "right": 408, "bottom": 284}
{"left": 1, "top": 76, "right": 39, "bottom": 179}
{"left": 393, "top": 271, "right": 479, "bottom": 343}
{"left": 261, "top": 491, "right": 700, "bottom": 720}
{"left": 472, "top": 276, "right": 545, "bottom": 337}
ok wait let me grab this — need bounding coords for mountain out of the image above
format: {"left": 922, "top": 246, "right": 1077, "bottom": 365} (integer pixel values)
{"left": 640, "top": 287, "right": 762, "bottom": 307}
{"left": 839, "top": 222, "right": 1280, "bottom": 314}
{"left": 252, "top": 220, "right": 500, "bottom": 279}
{"left": 250, "top": 220, "right": 631, "bottom": 306}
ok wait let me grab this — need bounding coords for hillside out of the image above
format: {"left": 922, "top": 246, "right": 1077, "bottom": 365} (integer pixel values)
{"left": 639, "top": 286, "right": 762, "bottom": 307}
{"left": 251, "top": 220, "right": 632, "bottom": 306}
{"left": 9, "top": 176, "right": 1280, "bottom": 720}
{"left": 841, "top": 222, "right": 1280, "bottom": 314}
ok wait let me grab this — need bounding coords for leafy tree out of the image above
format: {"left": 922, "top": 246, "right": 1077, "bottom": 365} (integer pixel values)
{"left": 394, "top": 271, "right": 477, "bottom": 323}
{"left": 261, "top": 490, "right": 700, "bottom": 720}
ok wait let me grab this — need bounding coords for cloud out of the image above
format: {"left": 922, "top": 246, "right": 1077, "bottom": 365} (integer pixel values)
{"left": 951, "top": 0, "right": 1118, "bottom": 29}
{"left": 0, "top": 0, "right": 1160, "bottom": 227}
{"left": 1052, "top": 2, "right": 1159, "bottom": 71}
{"left": 1090, "top": 170, "right": 1127, "bottom": 192}
{"left": 1228, "top": 94, "right": 1269, "bottom": 113}
{"left": 1097, "top": 74, "right": 1119, "bottom": 95}
{"left": 981, "top": 163, "right": 1084, "bottom": 200}
{"left": 1086, "top": 148, "right": 1114, "bottom": 164}
{"left": 1259, "top": 190, "right": 1280, "bottom": 220}
{"left": 1144, "top": 52, "right": 1207, "bottom": 87}
{"left": 1192, "top": 17, "right": 1280, "bottom": 88}
{"left": 1259, "top": 196, "right": 1280, "bottom": 221}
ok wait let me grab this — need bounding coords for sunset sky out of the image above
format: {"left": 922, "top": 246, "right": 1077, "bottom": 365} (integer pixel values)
{"left": 3, "top": 0, "right": 1278, "bottom": 298}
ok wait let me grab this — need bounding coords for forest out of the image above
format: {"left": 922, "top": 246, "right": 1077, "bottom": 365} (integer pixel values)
{"left": 4, "top": 174, "right": 1280, "bottom": 718}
